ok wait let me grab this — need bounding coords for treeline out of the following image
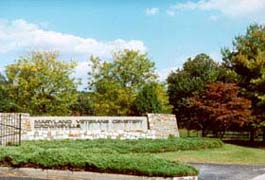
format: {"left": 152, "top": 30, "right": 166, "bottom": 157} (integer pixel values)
{"left": 1, "top": 24, "right": 265, "bottom": 141}
{"left": 0, "top": 50, "right": 172, "bottom": 116}
{"left": 168, "top": 24, "right": 265, "bottom": 141}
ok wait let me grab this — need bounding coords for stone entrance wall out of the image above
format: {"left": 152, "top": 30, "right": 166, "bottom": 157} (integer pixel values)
{"left": 21, "top": 113, "right": 179, "bottom": 140}
{"left": 147, "top": 113, "right": 180, "bottom": 138}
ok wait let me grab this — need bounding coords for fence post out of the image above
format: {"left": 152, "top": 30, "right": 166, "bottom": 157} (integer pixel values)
{"left": 19, "top": 114, "right": 21, "bottom": 146}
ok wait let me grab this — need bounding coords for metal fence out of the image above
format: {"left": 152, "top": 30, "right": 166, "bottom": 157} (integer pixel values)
{"left": 0, "top": 113, "right": 21, "bottom": 146}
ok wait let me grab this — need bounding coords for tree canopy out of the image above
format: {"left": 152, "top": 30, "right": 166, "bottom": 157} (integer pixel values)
{"left": 222, "top": 24, "right": 265, "bottom": 140}
{"left": 5, "top": 51, "right": 79, "bottom": 115}
{"left": 88, "top": 49, "right": 168, "bottom": 115}
{"left": 167, "top": 53, "right": 222, "bottom": 127}
{"left": 188, "top": 83, "right": 253, "bottom": 137}
{"left": 132, "top": 82, "right": 172, "bottom": 115}
{"left": 0, "top": 73, "right": 18, "bottom": 112}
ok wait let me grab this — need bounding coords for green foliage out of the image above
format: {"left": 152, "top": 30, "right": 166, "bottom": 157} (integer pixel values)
{"left": 88, "top": 50, "right": 158, "bottom": 115}
{"left": 0, "top": 147, "right": 197, "bottom": 177}
{"left": 167, "top": 53, "right": 222, "bottom": 128}
{"left": 222, "top": 24, "right": 265, "bottom": 109}
{"left": 183, "top": 54, "right": 220, "bottom": 83}
{"left": 222, "top": 24, "right": 265, "bottom": 140}
{"left": 21, "top": 137, "right": 223, "bottom": 154}
{"left": 0, "top": 138, "right": 223, "bottom": 176}
{"left": 5, "top": 51, "right": 79, "bottom": 115}
{"left": 167, "top": 54, "right": 221, "bottom": 99}
{"left": 70, "top": 91, "right": 94, "bottom": 115}
{"left": 132, "top": 83, "right": 172, "bottom": 115}
{"left": 0, "top": 73, "right": 18, "bottom": 112}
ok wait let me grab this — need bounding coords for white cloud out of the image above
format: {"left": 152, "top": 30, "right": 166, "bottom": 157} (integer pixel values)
{"left": 145, "top": 8, "right": 160, "bottom": 16}
{"left": 0, "top": 19, "right": 147, "bottom": 90}
{"left": 157, "top": 67, "right": 178, "bottom": 81}
{"left": 0, "top": 19, "right": 146, "bottom": 57}
{"left": 168, "top": 0, "right": 265, "bottom": 20}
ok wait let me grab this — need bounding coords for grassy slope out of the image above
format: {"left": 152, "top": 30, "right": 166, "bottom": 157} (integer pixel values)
{"left": 156, "top": 144, "right": 265, "bottom": 165}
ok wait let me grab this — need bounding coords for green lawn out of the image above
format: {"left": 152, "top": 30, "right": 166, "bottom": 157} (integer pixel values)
{"left": 156, "top": 144, "right": 265, "bottom": 165}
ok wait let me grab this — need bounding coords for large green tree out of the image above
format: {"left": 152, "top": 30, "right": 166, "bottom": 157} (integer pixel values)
{"left": 167, "top": 53, "right": 222, "bottom": 128}
{"left": 132, "top": 82, "right": 172, "bottom": 115}
{"left": 5, "top": 51, "right": 79, "bottom": 115}
{"left": 222, "top": 24, "right": 265, "bottom": 141}
{"left": 88, "top": 50, "right": 159, "bottom": 115}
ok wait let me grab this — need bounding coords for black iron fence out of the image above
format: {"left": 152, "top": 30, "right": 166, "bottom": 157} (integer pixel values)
{"left": 0, "top": 113, "right": 21, "bottom": 146}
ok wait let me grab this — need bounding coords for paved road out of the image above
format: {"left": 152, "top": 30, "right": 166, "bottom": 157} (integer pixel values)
{"left": 192, "top": 163, "right": 265, "bottom": 180}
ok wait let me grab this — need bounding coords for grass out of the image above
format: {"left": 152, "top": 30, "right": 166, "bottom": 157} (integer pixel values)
{"left": 179, "top": 129, "right": 201, "bottom": 137}
{"left": 155, "top": 144, "right": 265, "bottom": 165}
{"left": 0, "top": 137, "right": 224, "bottom": 177}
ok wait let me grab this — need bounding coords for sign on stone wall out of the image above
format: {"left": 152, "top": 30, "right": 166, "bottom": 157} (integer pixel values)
{"left": 21, "top": 114, "right": 179, "bottom": 140}
{"left": 31, "top": 116, "right": 147, "bottom": 132}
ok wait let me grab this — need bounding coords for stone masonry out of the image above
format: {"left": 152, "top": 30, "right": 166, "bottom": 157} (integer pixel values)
{"left": 19, "top": 113, "right": 180, "bottom": 140}
{"left": 147, "top": 113, "right": 180, "bottom": 138}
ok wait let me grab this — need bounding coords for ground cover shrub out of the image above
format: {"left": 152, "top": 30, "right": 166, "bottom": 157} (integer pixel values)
{"left": 0, "top": 147, "right": 198, "bottom": 177}
{"left": 22, "top": 137, "right": 223, "bottom": 153}
{"left": 0, "top": 137, "right": 222, "bottom": 177}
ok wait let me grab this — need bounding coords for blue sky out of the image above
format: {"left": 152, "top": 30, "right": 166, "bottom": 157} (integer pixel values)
{"left": 1, "top": 0, "right": 265, "bottom": 88}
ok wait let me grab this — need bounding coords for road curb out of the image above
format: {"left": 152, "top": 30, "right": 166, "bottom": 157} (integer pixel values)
{"left": 0, "top": 167, "right": 198, "bottom": 180}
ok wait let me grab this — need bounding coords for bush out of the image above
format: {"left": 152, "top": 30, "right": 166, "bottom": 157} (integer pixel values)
{"left": 22, "top": 137, "right": 223, "bottom": 153}
{"left": 0, "top": 137, "right": 222, "bottom": 177}
{"left": 0, "top": 147, "right": 198, "bottom": 177}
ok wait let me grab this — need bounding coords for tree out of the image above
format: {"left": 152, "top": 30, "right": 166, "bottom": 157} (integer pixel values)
{"left": 5, "top": 51, "right": 79, "bottom": 115}
{"left": 88, "top": 50, "right": 158, "bottom": 115}
{"left": 132, "top": 82, "right": 172, "bottom": 115}
{"left": 167, "top": 53, "right": 222, "bottom": 128}
{"left": 70, "top": 91, "right": 94, "bottom": 116}
{"left": 0, "top": 73, "right": 18, "bottom": 112}
{"left": 188, "top": 83, "right": 253, "bottom": 137}
{"left": 222, "top": 24, "right": 265, "bottom": 141}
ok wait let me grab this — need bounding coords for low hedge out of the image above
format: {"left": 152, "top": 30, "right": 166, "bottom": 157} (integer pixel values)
{"left": 22, "top": 137, "right": 223, "bottom": 153}
{"left": 0, "top": 137, "right": 223, "bottom": 177}
{"left": 0, "top": 147, "right": 198, "bottom": 177}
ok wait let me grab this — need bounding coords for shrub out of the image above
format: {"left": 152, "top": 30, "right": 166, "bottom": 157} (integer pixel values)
{"left": 0, "top": 137, "right": 222, "bottom": 177}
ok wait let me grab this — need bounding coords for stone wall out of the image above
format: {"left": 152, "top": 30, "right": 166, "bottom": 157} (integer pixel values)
{"left": 147, "top": 113, "right": 180, "bottom": 138}
{"left": 20, "top": 114, "right": 179, "bottom": 140}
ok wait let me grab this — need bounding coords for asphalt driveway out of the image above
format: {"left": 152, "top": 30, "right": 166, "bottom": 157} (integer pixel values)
{"left": 192, "top": 163, "right": 265, "bottom": 180}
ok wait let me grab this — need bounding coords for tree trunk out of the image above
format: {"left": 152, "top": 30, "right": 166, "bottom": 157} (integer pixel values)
{"left": 213, "top": 130, "right": 218, "bottom": 138}
{"left": 219, "top": 130, "right": 225, "bottom": 139}
{"left": 202, "top": 128, "right": 207, "bottom": 137}
{"left": 250, "top": 129, "right": 256, "bottom": 142}
{"left": 262, "top": 127, "right": 265, "bottom": 142}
